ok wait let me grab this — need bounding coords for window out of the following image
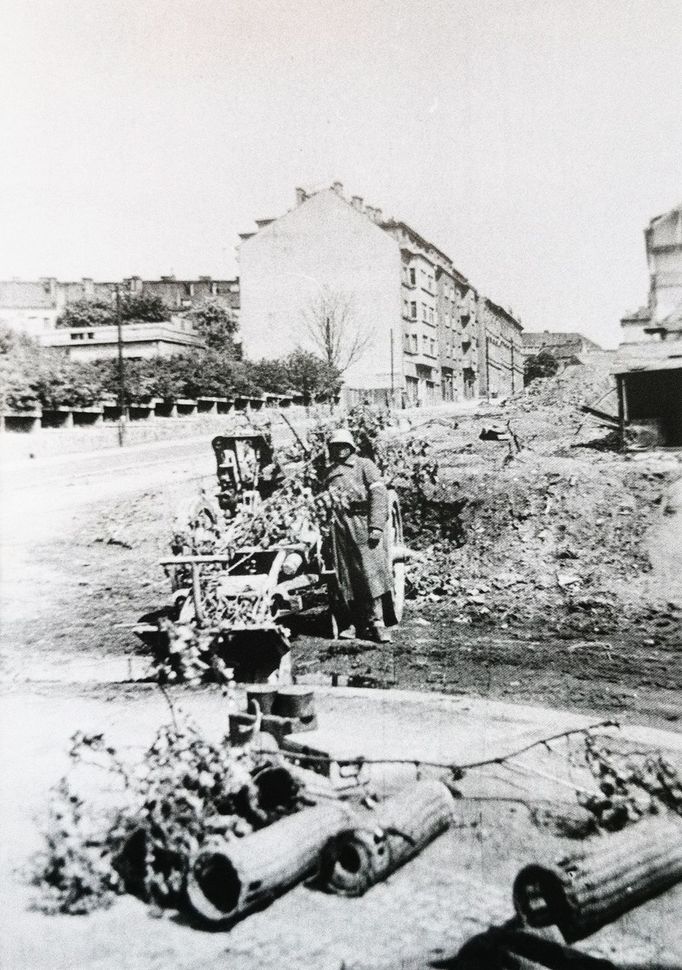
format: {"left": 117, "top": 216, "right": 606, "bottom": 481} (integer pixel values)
{"left": 409, "top": 267, "right": 416, "bottom": 286}
{"left": 422, "top": 334, "right": 429, "bottom": 352}
{"left": 410, "top": 301, "right": 417, "bottom": 320}
{"left": 430, "top": 339, "right": 436, "bottom": 356}
{"left": 422, "top": 303, "right": 427, "bottom": 320}
{"left": 412, "top": 334, "right": 418, "bottom": 353}
{"left": 428, "top": 307, "right": 434, "bottom": 324}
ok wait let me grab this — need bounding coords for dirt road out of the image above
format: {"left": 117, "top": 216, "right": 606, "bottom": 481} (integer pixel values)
{"left": 1, "top": 432, "right": 680, "bottom": 728}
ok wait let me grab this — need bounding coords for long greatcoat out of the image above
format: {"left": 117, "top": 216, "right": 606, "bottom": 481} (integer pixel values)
{"left": 324, "top": 453, "right": 393, "bottom": 615}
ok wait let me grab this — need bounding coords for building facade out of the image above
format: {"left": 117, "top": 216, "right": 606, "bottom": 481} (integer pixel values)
{"left": 239, "top": 183, "right": 521, "bottom": 404}
{"left": 0, "top": 275, "right": 239, "bottom": 338}
{"left": 42, "top": 318, "right": 205, "bottom": 361}
{"left": 477, "top": 299, "right": 525, "bottom": 397}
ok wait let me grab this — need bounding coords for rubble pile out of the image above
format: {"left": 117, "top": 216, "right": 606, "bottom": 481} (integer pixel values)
{"left": 404, "top": 358, "right": 681, "bottom": 638}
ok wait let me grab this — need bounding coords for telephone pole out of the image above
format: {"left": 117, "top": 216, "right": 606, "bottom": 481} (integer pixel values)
{"left": 115, "top": 285, "right": 127, "bottom": 447}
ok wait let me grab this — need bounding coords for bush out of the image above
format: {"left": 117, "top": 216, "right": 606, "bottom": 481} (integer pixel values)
{"left": 524, "top": 349, "right": 560, "bottom": 385}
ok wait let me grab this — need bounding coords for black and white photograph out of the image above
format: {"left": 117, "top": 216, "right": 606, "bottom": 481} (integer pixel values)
{"left": 1, "top": 1, "right": 681, "bottom": 967}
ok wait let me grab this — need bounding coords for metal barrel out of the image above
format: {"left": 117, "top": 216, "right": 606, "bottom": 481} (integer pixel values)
{"left": 319, "top": 780, "right": 455, "bottom": 897}
{"left": 186, "top": 802, "right": 357, "bottom": 925}
{"left": 513, "top": 815, "right": 682, "bottom": 942}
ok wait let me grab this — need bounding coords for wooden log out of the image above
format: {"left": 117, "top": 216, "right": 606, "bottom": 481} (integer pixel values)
{"left": 513, "top": 815, "right": 682, "bottom": 942}
{"left": 186, "top": 802, "right": 358, "bottom": 925}
{"left": 319, "top": 780, "right": 454, "bottom": 896}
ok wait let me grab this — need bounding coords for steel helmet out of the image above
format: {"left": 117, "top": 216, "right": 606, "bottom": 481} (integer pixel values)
{"left": 328, "top": 428, "right": 357, "bottom": 450}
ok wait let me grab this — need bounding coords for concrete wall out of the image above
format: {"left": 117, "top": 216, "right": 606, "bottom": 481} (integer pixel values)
{"left": 239, "top": 188, "right": 403, "bottom": 391}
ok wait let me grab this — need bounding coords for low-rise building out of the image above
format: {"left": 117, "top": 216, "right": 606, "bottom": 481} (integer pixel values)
{"left": 42, "top": 318, "right": 205, "bottom": 361}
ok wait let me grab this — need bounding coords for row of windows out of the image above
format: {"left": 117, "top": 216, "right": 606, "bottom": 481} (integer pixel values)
{"left": 402, "top": 265, "right": 436, "bottom": 292}
{"left": 404, "top": 333, "right": 438, "bottom": 357}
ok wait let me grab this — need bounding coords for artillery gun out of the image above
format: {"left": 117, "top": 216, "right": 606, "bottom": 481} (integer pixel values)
{"left": 136, "top": 431, "right": 406, "bottom": 683}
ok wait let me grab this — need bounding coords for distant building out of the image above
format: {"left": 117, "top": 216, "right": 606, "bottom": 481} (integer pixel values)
{"left": 0, "top": 275, "right": 240, "bottom": 337}
{"left": 521, "top": 331, "right": 602, "bottom": 363}
{"left": 620, "top": 202, "right": 682, "bottom": 343}
{"left": 0, "top": 279, "right": 62, "bottom": 337}
{"left": 477, "top": 298, "right": 524, "bottom": 397}
{"left": 42, "top": 318, "right": 205, "bottom": 361}
{"left": 238, "top": 182, "right": 522, "bottom": 404}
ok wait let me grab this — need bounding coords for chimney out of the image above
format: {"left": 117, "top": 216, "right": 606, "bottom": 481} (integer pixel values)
{"left": 332, "top": 181, "right": 344, "bottom": 196}
{"left": 295, "top": 187, "right": 307, "bottom": 205}
{"left": 365, "top": 206, "right": 375, "bottom": 220}
{"left": 81, "top": 277, "right": 94, "bottom": 297}
{"left": 351, "top": 195, "right": 363, "bottom": 211}
{"left": 39, "top": 276, "right": 58, "bottom": 300}
{"left": 373, "top": 207, "right": 383, "bottom": 224}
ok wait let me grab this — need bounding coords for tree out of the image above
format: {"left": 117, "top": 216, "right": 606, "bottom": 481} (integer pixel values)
{"left": 282, "top": 348, "right": 339, "bottom": 401}
{"left": 56, "top": 298, "right": 114, "bottom": 329}
{"left": 300, "top": 286, "right": 373, "bottom": 378}
{"left": 247, "top": 358, "right": 290, "bottom": 394}
{"left": 56, "top": 293, "right": 170, "bottom": 329}
{"left": 119, "top": 293, "right": 168, "bottom": 322}
{"left": 524, "top": 349, "right": 560, "bottom": 386}
{"left": 188, "top": 300, "right": 239, "bottom": 354}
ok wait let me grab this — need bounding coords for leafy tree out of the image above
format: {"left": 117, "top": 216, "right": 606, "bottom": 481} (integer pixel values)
{"left": 248, "top": 358, "right": 290, "bottom": 394}
{"left": 187, "top": 300, "right": 239, "bottom": 353}
{"left": 282, "top": 348, "right": 339, "bottom": 401}
{"left": 119, "top": 293, "right": 168, "bottom": 323}
{"left": 56, "top": 299, "right": 115, "bottom": 329}
{"left": 0, "top": 325, "right": 40, "bottom": 411}
{"left": 524, "top": 349, "right": 560, "bottom": 386}
{"left": 56, "top": 293, "right": 170, "bottom": 329}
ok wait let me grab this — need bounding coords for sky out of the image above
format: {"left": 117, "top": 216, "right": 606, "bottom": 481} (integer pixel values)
{"left": 1, "top": 0, "right": 680, "bottom": 347}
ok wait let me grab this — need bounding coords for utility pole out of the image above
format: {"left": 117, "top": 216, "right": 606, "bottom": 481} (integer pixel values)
{"left": 116, "top": 285, "right": 127, "bottom": 447}
{"left": 389, "top": 328, "right": 394, "bottom": 411}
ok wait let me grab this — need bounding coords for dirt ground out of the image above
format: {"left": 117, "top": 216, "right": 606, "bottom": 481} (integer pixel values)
{"left": 2, "top": 425, "right": 679, "bottom": 729}
{"left": 1, "top": 386, "right": 682, "bottom": 969}
{"left": 2, "top": 685, "right": 682, "bottom": 970}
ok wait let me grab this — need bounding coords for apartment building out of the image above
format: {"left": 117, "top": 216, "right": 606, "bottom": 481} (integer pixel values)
{"left": 239, "top": 183, "right": 520, "bottom": 404}
{"left": 477, "top": 299, "right": 525, "bottom": 397}
{"left": 0, "top": 275, "right": 239, "bottom": 337}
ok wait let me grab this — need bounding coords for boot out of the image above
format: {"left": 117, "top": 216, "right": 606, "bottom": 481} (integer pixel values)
{"left": 369, "top": 622, "right": 392, "bottom": 644}
{"left": 338, "top": 625, "right": 357, "bottom": 640}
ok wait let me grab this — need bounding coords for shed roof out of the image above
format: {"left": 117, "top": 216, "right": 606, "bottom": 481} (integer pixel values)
{"left": 612, "top": 340, "right": 682, "bottom": 375}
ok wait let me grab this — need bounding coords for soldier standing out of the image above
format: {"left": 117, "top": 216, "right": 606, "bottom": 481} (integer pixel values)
{"left": 324, "top": 429, "right": 394, "bottom": 643}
